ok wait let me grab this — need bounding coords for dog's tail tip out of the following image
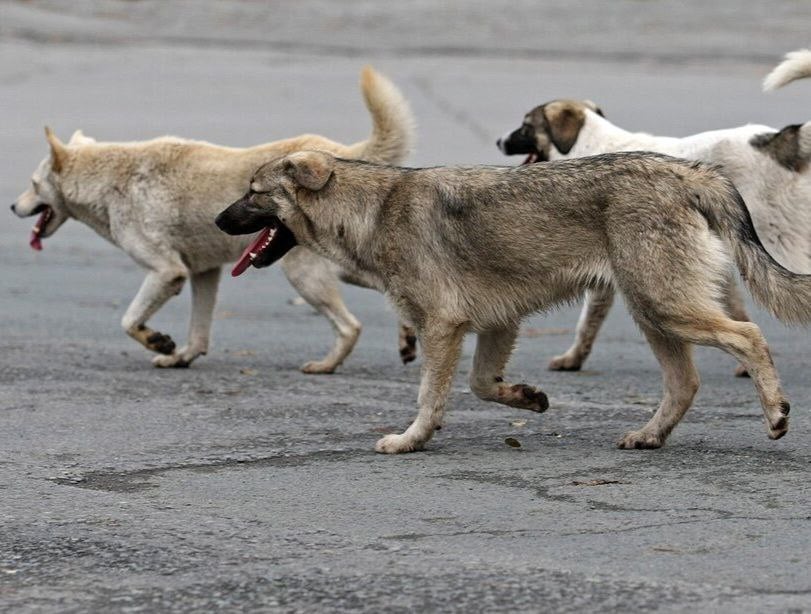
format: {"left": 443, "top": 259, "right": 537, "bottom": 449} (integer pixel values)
{"left": 763, "top": 48, "right": 811, "bottom": 92}
{"left": 353, "top": 65, "right": 416, "bottom": 165}
{"left": 360, "top": 64, "right": 378, "bottom": 86}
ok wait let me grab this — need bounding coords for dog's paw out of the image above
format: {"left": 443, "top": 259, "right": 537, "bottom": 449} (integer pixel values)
{"left": 375, "top": 433, "right": 423, "bottom": 454}
{"left": 734, "top": 364, "right": 750, "bottom": 378}
{"left": 505, "top": 384, "right": 549, "bottom": 412}
{"left": 300, "top": 360, "right": 336, "bottom": 374}
{"left": 548, "top": 352, "right": 583, "bottom": 371}
{"left": 152, "top": 353, "right": 191, "bottom": 368}
{"left": 617, "top": 430, "right": 663, "bottom": 450}
{"left": 767, "top": 401, "right": 790, "bottom": 440}
{"left": 145, "top": 331, "right": 176, "bottom": 355}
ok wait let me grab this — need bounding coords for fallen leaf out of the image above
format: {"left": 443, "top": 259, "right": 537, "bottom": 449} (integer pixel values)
{"left": 239, "top": 368, "right": 257, "bottom": 376}
{"left": 504, "top": 437, "right": 522, "bottom": 448}
{"left": 510, "top": 419, "right": 527, "bottom": 428}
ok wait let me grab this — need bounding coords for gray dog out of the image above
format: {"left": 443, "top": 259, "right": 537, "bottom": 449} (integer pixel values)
{"left": 216, "top": 151, "right": 809, "bottom": 454}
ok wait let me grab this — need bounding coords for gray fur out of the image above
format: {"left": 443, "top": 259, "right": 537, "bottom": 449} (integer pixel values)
{"left": 750, "top": 125, "right": 809, "bottom": 172}
{"left": 218, "top": 150, "right": 809, "bottom": 454}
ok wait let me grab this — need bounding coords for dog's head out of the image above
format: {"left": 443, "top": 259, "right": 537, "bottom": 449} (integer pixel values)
{"left": 11, "top": 128, "right": 95, "bottom": 250}
{"left": 216, "top": 151, "right": 336, "bottom": 276}
{"left": 496, "top": 100, "right": 604, "bottom": 163}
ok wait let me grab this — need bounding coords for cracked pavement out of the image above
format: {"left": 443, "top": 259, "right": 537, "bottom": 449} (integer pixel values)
{"left": 1, "top": 1, "right": 811, "bottom": 612}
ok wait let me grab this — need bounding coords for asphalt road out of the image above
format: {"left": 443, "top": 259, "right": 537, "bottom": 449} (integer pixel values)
{"left": 1, "top": 2, "right": 810, "bottom": 612}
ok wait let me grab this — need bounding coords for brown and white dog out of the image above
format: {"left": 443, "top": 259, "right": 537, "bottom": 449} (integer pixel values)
{"left": 498, "top": 51, "right": 811, "bottom": 374}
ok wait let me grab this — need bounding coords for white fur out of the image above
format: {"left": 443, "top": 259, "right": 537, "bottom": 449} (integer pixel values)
{"left": 763, "top": 49, "right": 811, "bottom": 91}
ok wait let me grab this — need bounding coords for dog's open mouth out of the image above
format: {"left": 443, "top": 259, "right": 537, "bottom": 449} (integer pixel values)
{"left": 29, "top": 205, "right": 53, "bottom": 251}
{"left": 231, "top": 218, "right": 297, "bottom": 277}
{"left": 522, "top": 153, "right": 539, "bottom": 165}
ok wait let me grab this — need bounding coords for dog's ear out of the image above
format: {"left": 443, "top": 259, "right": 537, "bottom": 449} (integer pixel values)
{"left": 583, "top": 99, "right": 605, "bottom": 118}
{"left": 542, "top": 102, "right": 586, "bottom": 154}
{"left": 283, "top": 151, "right": 335, "bottom": 191}
{"left": 68, "top": 129, "right": 95, "bottom": 145}
{"left": 44, "top": 126, "right": 68, "bottom": 173}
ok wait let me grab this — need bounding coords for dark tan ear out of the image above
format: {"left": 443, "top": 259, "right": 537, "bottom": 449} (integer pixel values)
{"left": 284, "top": 151, "right": 335, "bottom": 191}
{"left": 542, "top": 102, "right": 586, "bottom": 154}
{"left": 583, "top": 99, "right": 605, "bottom": 118}
{"left": 44, "top": 126, "right": 68, "bottom": 173}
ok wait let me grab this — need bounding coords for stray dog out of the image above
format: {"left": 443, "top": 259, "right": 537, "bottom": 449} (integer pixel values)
{"left": 497, "top": 55, "right": 811, "bottom": 374}
{"left": 11, "top": 67, "right": 417, "bottom": 372}
{"left": 216, "top": 150, "right": 809, "bottom": 453}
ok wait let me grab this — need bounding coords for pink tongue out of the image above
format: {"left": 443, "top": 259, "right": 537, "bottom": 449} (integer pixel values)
{"left": 231, "top": 227, "right": 271, "bottom": 277}
{"left": 29, "top": 210, "right": 49, "bottom": 251}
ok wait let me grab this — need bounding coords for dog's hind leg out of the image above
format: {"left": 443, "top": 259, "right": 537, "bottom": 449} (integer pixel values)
{"left": 549, "top": 285, "right": 615, "bottom": 371}
{"left": 121, "top": 268, "right": 188, "bottom": 357}
{"left": 618, "top": 327, "right": 699, "bottom": 449}
{"left": 669, "top": 316, "right": 790, "bottom": 441}
{"left": 376, "top": 320, "right": 466, "bottom": 453}
{"left": 281, "top": 251, "right": 361, "bottom": 374}
{"left": 153, "top": 267, "right": 221, "bottom": 368}
{"left": 721, "top": 273, "right": 753, "bottom": 377}
{"left": 469, "top": 323, "right": 548, "bottom": 412}
{"left": 399, "top": 322, "right": 418, "bottom": 364}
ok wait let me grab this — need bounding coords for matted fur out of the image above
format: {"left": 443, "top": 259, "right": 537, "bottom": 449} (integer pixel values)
{"left": 217, "top": 151, "right": 808, "bottom": 454}
{"left": 12, "top": 67, "right": 415, "bottom": 371}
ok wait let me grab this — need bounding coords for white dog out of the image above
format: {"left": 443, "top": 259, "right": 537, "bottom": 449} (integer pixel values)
{"left": 11, "top": 67, "right": 416, "bottom": 372}
{"left": 497, "top": 51, "right": 811, "bottom": 374}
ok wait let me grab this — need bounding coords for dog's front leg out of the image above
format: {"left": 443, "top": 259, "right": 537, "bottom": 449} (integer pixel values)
{"left": 375, "top": 320, "right": 466, "bottom": 454}
{"left": 470, "top": 323, "right": 548, "bottom": 412}
{"left": 121, "top": 269, "right": 187, "bottom": 358}
{"left": 281, "top": 251, "right": 361, "bottom": 374}
{"left": 153, "top": 267, "right": 221, "bottom": 368}
{"left": 549, "top": 285, "right": 615, "bottom": 371}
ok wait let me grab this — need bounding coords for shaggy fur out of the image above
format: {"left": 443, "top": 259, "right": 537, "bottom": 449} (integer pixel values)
{"left": 216, "top": 151, "right": 810, "bottom": 454}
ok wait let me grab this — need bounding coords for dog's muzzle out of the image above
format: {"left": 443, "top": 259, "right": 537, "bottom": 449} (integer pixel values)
{"left": 215, "top": 194, "right": 269, "bottom": 236}
{"left": 497, "top": 128, "right": 538, "bottom": 156}
{"left": 216, "top": 194, "right": 298, "bottom": 276}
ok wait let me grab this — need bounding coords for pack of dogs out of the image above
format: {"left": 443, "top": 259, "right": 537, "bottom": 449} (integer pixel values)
{"left": 12, "top": 51, "right": 811, "bottom": 455}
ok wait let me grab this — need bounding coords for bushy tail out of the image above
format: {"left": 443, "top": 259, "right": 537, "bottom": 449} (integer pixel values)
{"left": 763, "top": 49, "right": 811, "bottom": 91}
{"left": 691, "top": 177, "right": 811, "bottom": 324}
{"left": 345, "top": 66, "right": 416, "bottom": 165}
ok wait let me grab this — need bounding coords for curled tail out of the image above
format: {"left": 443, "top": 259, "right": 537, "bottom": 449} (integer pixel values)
{"left": 345, "top": 66, "right": 416, "bottom": 165}
{"left": 691, "top": 177, "right": 811, "bottom": 324}
{"left": 763, "top": 49, "right": 811, "bottom": 91}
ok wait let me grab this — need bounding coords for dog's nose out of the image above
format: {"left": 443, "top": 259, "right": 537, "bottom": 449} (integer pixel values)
{"left": 10, "top": 203, "right": 16, "bottom": 213}
{"left": 496, "top": 138, "right": 502, "bottom": 148}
